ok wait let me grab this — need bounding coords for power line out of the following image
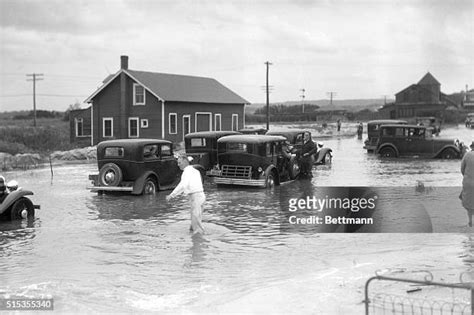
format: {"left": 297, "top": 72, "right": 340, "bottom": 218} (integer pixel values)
{"left": 265, "top": 61, "right": 272, "bottom": 131}
{"left": 26, "top": 73, "right": 43, "bottom": 127}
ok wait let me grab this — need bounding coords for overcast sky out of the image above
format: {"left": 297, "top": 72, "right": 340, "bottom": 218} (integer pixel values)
{"left": 0, "top": 0, "right": 473, "bottom": 111}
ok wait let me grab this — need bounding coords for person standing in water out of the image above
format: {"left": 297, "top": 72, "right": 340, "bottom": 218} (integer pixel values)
{"left": 166, "top": 154, "right": 206, "bottom": 235}
{"left": 461, "top": 141, "right": 474, "bottom": 227}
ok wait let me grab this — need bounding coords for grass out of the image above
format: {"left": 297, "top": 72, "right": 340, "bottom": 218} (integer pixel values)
{"left": 0, "top": 118, "right": 74, "bottom": 155}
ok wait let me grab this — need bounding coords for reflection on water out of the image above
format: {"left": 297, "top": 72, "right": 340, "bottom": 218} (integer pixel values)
{"left": 0, "top": 125, "right": 472, "bottom": 312}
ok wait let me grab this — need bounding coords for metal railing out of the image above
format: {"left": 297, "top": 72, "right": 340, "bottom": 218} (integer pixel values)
{"left": 364, "top": 270, "right": 473, "bottom": 314}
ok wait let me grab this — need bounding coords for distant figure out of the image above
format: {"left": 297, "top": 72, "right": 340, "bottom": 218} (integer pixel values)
{"left": 337, "top": 119, "right": 341, "bottom": 132}
{"left": 357, "top": 122, "right": 363, "bottom": 139}
{"left": 166, "top": 154, "right": 206, "bottom": 235}
{"left": 299, "top": 132, "right": 317, "bottom": 178}
{"left": 460, "top": 141, "right": 474, "bottom": 227}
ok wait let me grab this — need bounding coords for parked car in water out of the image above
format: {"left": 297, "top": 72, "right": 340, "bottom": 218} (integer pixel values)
{"left": 88, "top": 139, "right": 181, "bottom": 195}
{"left": 375, "top": 124, "right": 465, "bottom": 159}
{"left": 184, "top": 131, "right": 241, "bottom": 174}
{"left": 363, "top": 120, "right": 407, "bottom": 152}
{"left": 266, "top": 129, "right": 332, "bottom": 164}
{"left": 212, "top": 135, "right": 300, "bottom": 188}
{"left": 466, "top": 113, "right": 474, "bottom": 129}
{"left": 0, "top": 180, "right": 39, "bottom": 221}
{"left": 414, "top": 116, "right": 441, "bottom": 135}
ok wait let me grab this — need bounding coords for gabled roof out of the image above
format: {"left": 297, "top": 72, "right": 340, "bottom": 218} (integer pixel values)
{"left": 85, "top": 69, "right": 249, "bottom": 104}
{"left": 418, "top": 72, "right": 440, "bottom": 86}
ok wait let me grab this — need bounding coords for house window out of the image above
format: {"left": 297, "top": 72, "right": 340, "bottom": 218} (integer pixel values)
{"left": 129, "top": 117, "right": 139, "bottom": 138}
{"left": 215, "top": 114, "right": 222, "bottom": 131}
{"left": 103, "top": 118, "right": 113, "bottom": 138}
{"left": 232, "top": 114, "right": 239, "bottom": 131}
{"left": 169, "top": 113, "right": 177, "bottom": 134}
{"left": 133, "top": 83, "right": 145, "bottom": 105}
{"left": 141, "top": 119, "right": 149, "bottom": 128}
{"left": 75, "top": 118, "right": 83, "bottom": 137}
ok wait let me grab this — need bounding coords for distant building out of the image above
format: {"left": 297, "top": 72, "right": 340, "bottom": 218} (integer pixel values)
{"left": 71, "top": 56, "right": 249, "bottom": 145}
{"left": 69, "top": 107, "right": 92, "bottom": 146}
{"left": 379, "top": 72, "right": 458, "bottom": 120}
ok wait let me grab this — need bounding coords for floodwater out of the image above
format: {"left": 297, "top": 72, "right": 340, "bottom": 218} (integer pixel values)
{"left": 1, "top": 124, "right": 473, "bottom": 313}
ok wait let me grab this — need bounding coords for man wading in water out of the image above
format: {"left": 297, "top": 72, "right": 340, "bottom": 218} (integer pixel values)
{"left": 166, "top": 154, "right": 206, "bottom": 235}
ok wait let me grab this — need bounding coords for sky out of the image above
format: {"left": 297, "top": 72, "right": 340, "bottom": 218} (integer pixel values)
{"left": 0, "top": 0, "right": 473, "bottom": 112}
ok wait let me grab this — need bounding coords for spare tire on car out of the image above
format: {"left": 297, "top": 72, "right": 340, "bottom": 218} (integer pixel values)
{"left": 98, "top": 163, "right": 123, "bottom": 186}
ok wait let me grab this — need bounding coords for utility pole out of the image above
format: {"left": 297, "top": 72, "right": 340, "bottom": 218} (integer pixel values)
{"left": 26, "top": 73, "right": 44, "bottom": 127}
{"left": 300, "top": 88, "right": 305, "bottom": 113}
{"left": 382, "top": 95, "right": 389, "bottom": 105}
{"left": 265, "top": 61, "right": 272, "bottom": 131}
{"left": 327, "top": 92, "right": 337, "bottom": 106}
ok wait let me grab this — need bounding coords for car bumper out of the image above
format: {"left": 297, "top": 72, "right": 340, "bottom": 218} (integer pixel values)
{"left": 88, "top": 186, "right": 134, "bottom": 192}
{"left": 214, "top": 177, "right": 266, "bottom": 187}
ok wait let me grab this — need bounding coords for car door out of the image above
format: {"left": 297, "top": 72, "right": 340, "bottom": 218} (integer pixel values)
{"left": 156, "top": 144, "right": 180, "bottom": 185}
{"left": 404, "top": 127, "right": 432, "bottom": 157}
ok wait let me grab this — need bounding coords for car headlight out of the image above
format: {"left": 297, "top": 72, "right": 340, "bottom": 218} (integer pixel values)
{"left": 257, "top": 167, "right": 263, "bottom": 173}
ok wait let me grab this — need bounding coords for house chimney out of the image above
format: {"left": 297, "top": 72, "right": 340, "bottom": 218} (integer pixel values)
{"left": 120, "top": 55, "right": 129, "bottom": 70}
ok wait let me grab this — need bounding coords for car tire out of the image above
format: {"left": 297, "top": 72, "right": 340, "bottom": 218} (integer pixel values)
{"left": 143, "top": 177, "right": 157, "bottom": 195}
{"left": 98, "top": 163, "right": 123, "bottom": 186}
{"left": 288, "top": 158, "right": 300, "bottom": 180}
{"left": 265, "top": 173, "right": 275, "bottom": 188}
{"left": 440, "top": 148, "right": 458, "bottom": 159}
{"left": 379, "top": 147, "right": 396, "bottom": 158}
{"left": 10, "top": 197, "right": 34, "bottom": 221}
{"left": 323, "top": 152, "right": 332, "bottom": 164}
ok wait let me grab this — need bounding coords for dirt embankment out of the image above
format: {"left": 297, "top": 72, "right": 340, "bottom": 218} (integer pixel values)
{"left": 1, "top": 147, "right": 97, "bottom": 171}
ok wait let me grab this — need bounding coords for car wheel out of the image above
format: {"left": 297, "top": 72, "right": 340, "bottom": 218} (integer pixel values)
{"left": 379, "top": 147, "right": 396, "bottom": 158}
{"left": 265, "top": 173, "right": 275, "bottom": 188}
{"left": 324, "top": 153, "right": 332, "bottom": 164}
{"left": 98, "top": 163, "right": 123, "bottom": 186}
{"left": 440, "top": 148, "right": 458, "bottom": 159}
{"left": 10, "top": 197, "right": 34, "bottom": 221}
{"left": 288, "top": 158, "right": 300, "bottom": 180}
{"left": 143, "top": 177, "right": 157, "bottom": 195}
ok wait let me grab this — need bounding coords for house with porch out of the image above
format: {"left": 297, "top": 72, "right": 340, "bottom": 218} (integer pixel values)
{"left": 73, "top": 55, "right": 249, "bottom": 145}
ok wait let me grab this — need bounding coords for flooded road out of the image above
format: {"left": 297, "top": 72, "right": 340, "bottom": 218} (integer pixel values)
{"left": 1, "top": 124, "right": 473, "bottom": 313}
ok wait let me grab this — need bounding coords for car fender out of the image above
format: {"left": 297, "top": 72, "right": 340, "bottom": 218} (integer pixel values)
{"left": 434, "top": 145, "right": 461, "bottom": 158}
{"left": 315, "top": 148, "right": 332, "bottom": 163}
{"left": 132, "top": 171, "right": 159, "bottom": 195}
{"left": 0, "top": 190, "right": 33, "bottom": 215}
{"left": 264, "top": 165, "right": 279, "bottom": 184}
{"left": 376, "top": 143, "right": 399, "bottom": 156}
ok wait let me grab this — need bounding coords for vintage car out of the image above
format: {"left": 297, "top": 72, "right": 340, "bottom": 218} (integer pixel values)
{"left": 238, "top": 128, "right": 267, "bottom": 135}
{"left": 363, "top": 120, "right": 407, "bottom": 152}
{"left": 414, "top": 116, "right": 442, "bottom": 135}
{"left": 212, "top": 135, "right": 300, "bottom": 188}
{"left": 375, "top": 124, "right": 465, "bottom": 159}
{"left": 0, "top": 180, "right": 40, "bottom": 221}
{"left": 466, "top": 113, "right": 474, "bottom": 129}
{"left": 266, "top": 129, "right": 332, "bottom": 164}
{"left": 184, "top": 131, "right": 241, "bottom": 173}
{"left": 88, "top": 139, "right": 181, "bottom": 195}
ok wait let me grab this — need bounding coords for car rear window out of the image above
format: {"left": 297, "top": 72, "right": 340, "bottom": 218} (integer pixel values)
{"left": 161, "top": 144, "right": 172, "bottom": 157}
{"left": 190, "top": 138, "right": 206, "bottom": 147}
{"left": 104, "top": 147, "right": 124, "bottom": 157}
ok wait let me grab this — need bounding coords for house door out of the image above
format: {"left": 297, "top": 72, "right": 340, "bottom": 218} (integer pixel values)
{"left": 196, "top": 113, "right": 211, "bottom": 132}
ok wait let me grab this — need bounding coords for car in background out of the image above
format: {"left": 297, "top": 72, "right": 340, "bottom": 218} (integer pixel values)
{"left": 466, "top": 113, "right": 474, "bottom": 129}
{"left": 375, "top": 124, "right": 465, "bottom": 159}
{"left": 212, "top": 135, "right": 300, "bottom": 188}
{"left": 88, "top": 139, "right": 181, "bottom": 195}
{"left": 414, "top": 116, "right": 442, "bottom": 135}
{"left": 266, "top": 129, "right": 332, "bottom": 164}
{"left": 238, "top": 128, "right": 267, "bottom": 135}
{"left": 184, "top": 131, "right": 241, "bottom": 174}
{"left": 363, "top": 120, "right": 407, "bottom": 152}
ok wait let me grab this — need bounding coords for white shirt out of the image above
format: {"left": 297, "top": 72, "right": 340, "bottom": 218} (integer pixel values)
{"left": 169, "top": 165, "right": 203, "bottom": 198}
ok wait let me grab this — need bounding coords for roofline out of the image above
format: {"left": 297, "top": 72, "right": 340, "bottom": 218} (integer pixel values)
{"left": 84, "top": 69, "right": 165, "bottom": 103}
